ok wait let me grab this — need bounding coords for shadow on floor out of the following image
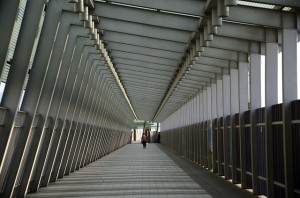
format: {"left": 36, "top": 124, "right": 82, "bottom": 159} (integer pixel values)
{"left": 157, "top": 144, "right": 258, "bottom": 198}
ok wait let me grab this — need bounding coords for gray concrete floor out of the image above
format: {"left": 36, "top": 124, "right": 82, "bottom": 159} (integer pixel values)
{"left": 26, "top": 143, "right": 258, "bottom": 198}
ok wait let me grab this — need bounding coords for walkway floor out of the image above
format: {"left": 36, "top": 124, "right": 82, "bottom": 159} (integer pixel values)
{"left": 26, "top": 143, "right": 258, "bottom": 198}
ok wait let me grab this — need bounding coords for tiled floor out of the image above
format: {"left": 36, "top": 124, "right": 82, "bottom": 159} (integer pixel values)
{"left": 26, "top": 143, "right": 257, "bottom": 198}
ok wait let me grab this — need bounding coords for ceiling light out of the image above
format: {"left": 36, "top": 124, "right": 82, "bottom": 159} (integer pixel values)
{"left": 282, "top": 7, "right": 292, "bottom": 11}
{"left": 237, "top": 0, "right": 275, "bottom": 9}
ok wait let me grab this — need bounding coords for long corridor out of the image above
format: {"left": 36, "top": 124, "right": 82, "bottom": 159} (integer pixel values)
{"left": 26, "top": 143, "right": 257, "bottom": 198}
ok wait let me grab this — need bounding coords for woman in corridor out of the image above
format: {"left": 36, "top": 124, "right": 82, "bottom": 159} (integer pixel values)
{"left": 141, "top": 133, "right": 147, "bottom": 149}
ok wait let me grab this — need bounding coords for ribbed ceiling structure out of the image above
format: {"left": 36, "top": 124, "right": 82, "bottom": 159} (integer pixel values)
{"left": 93, "top": 0, "right": 203, "bottom": 121}
{"left": 65, "top": 0, "right": 299, "bottom": 122}
{"left": 78, "top": 0, "right": 298, "bottom": 122}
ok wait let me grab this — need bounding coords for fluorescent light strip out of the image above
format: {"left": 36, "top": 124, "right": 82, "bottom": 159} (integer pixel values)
{"left": 282, "top": 7, "right": 292, "bottom": 11}
{"left": 237, "top": 0, "right": 275, "bottom": 9}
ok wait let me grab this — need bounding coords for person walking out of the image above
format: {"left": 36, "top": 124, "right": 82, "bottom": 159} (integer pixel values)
{"left": 141, "top": 133, "right": 147, "bottom": 149}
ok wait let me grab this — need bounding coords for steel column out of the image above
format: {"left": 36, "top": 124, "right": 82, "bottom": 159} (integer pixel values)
{"left": 250, "top": 54, "right": 261, "bottom": 194}
{"left": 50, "top": 53, "right": 100, "bottom": 181}
{"left": 71, "top": 67, "right": 102, "bottom": 171}
{"left": 41, "top": 45, "right": 96, "bottom": 185}
{"left": 265, "top": 42, "right": 278, "bottom": 198}
{"left": 230, "top": 68, "right": 239, "bottom": 183}
{"left": 216, "top": 78, "right": 223, "bottom": 175}
{"left": 282, "top": 28, "right": 297, "bottom": 198}
{"left": 222, "top": 73, "right": 230, "bottom": 179}
{"left": 0, "top": 0, "right": 46, "bottom": 196}
{"left": 211, "top": 82, "right": 218, "bottom": 172}
{"left": 238, "top": 62, "right": 249, "bottom": 188}
{"left": 60, "top": 61, "right": 99, "bottom": 177}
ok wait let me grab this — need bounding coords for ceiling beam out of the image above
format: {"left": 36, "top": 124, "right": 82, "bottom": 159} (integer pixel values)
{"left": 98, "top": 17, "right": 192, "bottom": 43}
{"left": 120, "top": 73, "right": 171, "bottom": 83}
{"left": 188, "top": 71, "right": 216, "bottom": 79}
{"left": 94, "top": 2, "right": 199, "bottom": 31}
{"left": 218, "top": 21, "right": 277, "bottom": 42}
{"left": 114, "top": 58, "right": 176, "bottom": 71}
{"left": 229, "top": 5, "right": 296, "bottom": 28}
{"left": 118, "top": 69, "right": 171, "bottom": 81}
{"left": 112, "top": 54, "right": 178, "bottom": 68}
{"left": 115, "top": 63, "right": 175, "bottom": 73}
{"left": 181, "top": 77, "right": 211, "bottom": 85}
{"left": 126, "top": 84, "right": 167, "bottom": 92}
{"left": 112, "top": 49, "right": 179, "bottom": 61}
{"left": 185, "top": 75, "right": 211, "bottom": 82}
{"left": 176, "top": 85, "right": 199, "bottom": 92}
{"left": 209, "top": 35, "right": 260, "bottom": 54}
{"left": 102, "top": 30, "right": 186, "bottom": 52}
{"left": 117, "top": 66, "right": 173, "bottom": 76}
{"left": 108, "top": 42, "right": 181, "bottom": 60}
{"left": 111, "top": 51, "right": 179, "bottom": 65}
{"left": 179, "top": 82, "right": 206, "bottom": 89}
{"left": 128, "top": 94, "right": 163, "bottom": 101}
{"left": 196, "top": 56, "right": 230, "bottom": 68}
{"left": 103, "top": 0, "right": 206, "bottom": 16}
{"left": 193, "top": 64, "right": 223, "bottom": 73}
{"left": 124, "top": 81, "right": 168, "bottom": 91}
{"left": 201, "top": 47, "right": 245, "bottom": 61}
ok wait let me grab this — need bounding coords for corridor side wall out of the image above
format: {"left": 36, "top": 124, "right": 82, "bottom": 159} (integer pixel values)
{"left": 0, "top": 1, "right": 134, "bottom": 197}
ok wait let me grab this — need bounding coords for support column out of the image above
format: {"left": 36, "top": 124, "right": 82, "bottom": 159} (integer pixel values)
{"left": 5, "top": 3, "right": 77, "bottom": 197}
{"left": 15, "top": 4, "right": 62, "bottom": 195}
{"left": 60, "top": 61, "right": 99, "bottom": 177}
{"left": 196, "top": 93, "right": 201, "bottom": 165}
{"left": 29, "top": 17, "right": 83, "bottom": 190}
{"left": 69, "top": 68, "right": 101, "bottom": 172}
{"left": 77, "top": 74, "right": 105, "bottom": 168}
{"left": 282, "top": 28, "right": 297, "bottom": 198}
{"left": 49, "top": 42, "right": 97, "bottom": 172}
{"left": 238, "top": 62, "right": 249, "bottom": 188}
{"left": 250, "top": 53, "right": 261, "bottom": 194}
{"left": 40, "top": 39, "right": 95, "bottom": 185}
{"left": 81, "top": 76, "right": 105, "bottom": 167}
{"left": 211, "top": 81, "right": 218, "bottom": 173}
{"left": 223, "top": 71, "right": 230, "bottom": 179}
{"left": 193, "top": 98, "right": 197, "bottom": 162}
{"left": 0, "top": 0, "right": 46, "bottom": 196}
{"left": 207, "top": 85, "right": 212, "bottom": 169}
{"left": 265, "top": 42, "right": 278, "bottom": 198}
{"left": 0, "top": 0, "right": 46, "bottom": 166}
{"left": 73, "top": 68, "right": 103, "bottom": 171}
{"left": 216, "top": 77, "right": 223, "bottom": 175}
{"left": 199, "top": 92, "right": 204, "bottom": 165}
{"left": 203, "top": 88, "right": 208, "bottom": 167}
{"left": 230, "top": 67, "right": 239, "bottom": 183}
{"left": 51, "top": 55, "right": 100, "bottom": 181}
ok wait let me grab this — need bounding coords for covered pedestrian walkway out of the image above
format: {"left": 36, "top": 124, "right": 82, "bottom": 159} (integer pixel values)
{"left": 26, "top": 143, "right": 256, "bottom": 198}
{"left": 0, "top": 0, "right": 300, "bottom": 198}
